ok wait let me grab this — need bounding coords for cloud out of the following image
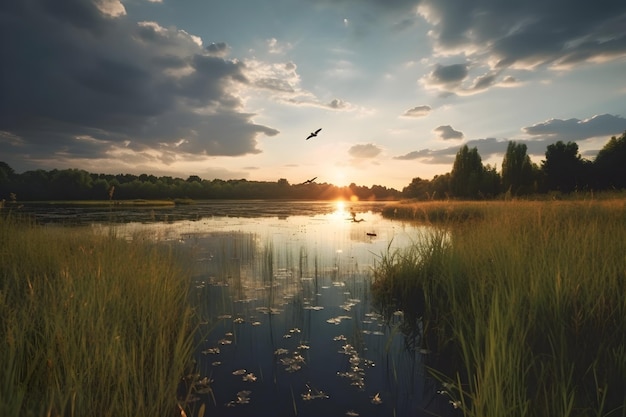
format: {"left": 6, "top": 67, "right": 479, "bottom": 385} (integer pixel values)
{"left": 267, "top": 38, "right": 293, "bottom": 54}
{"left": 522, "top": 114, "right": 626, "bottom": 141}
{"left": 422, "top": 64, "right": 522, "bottom": 95}
{"left": 392, "top": 114, "right": 626, "bottom": 170}
{"left": 394, "top": 137, "right": 506, "bottom": 165}
{"left": 423, "top": 63, "right": 468, "bottom": 90}
{"left": 206, "top": 42, "right": 230, "bottom": 56}
{"left": 393, "top": 148, "right": 456, "bottom": 164}
{"left": 434, "top": 125, "right": 463, "bottom": 140}
{"left": 402, "top": 105, "right": 432, "bottom": 118}
{"left": 417, "top": 0, "right": 626, "bottom": 71}
{"left": 314, "top": 0, "right": 626, "bottom": 75}
{"left": 327, "top": 99, "right": 350, "bottom": 109}
{"left": 348, "top": 143, "right": 382, "bottom": 159}
{"left": 94, "top": 0, "right": 126, "bottom": 17}
{"left": 0, "top": 0, "right": 279, "bottom": 169}
{"left": 245, "top": 60, "right": 356, "bottom": 112}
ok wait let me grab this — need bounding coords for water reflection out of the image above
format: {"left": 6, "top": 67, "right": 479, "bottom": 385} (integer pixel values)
{"left": 18, "top": 201, "right": 459, "bottom": 416}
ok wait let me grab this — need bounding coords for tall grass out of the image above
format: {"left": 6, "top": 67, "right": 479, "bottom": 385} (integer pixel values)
{"left": 0, "top": 216, "right": 197, "bottom": 417}
{"left": 374, "top": 199, "right": 626, "bottom": 416}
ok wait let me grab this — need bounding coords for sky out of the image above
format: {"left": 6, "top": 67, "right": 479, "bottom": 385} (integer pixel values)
{"left": 1, "top": 0, "right": 626, "bottom": 190}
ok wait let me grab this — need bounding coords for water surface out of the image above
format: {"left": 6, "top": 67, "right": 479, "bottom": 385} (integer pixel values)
{"left": 17, "top": 200, "right": 458, "bottom": 417}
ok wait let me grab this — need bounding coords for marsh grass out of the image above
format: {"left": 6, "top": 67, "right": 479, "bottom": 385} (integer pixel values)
{"left": 374, "top": 199, "right": 626, "bottom": 416}
{"left": 0, "top": 216, "right": 197, "bottom": 417}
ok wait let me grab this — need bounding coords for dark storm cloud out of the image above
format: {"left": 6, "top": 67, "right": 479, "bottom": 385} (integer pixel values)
{"left": 418, "top": 0, "right": 626, "bottom": 69}
{"left": 0, "top": 0, "right": 278, "bottom": 168}
{"left": 329, "top": 0, "right": 626, "bottom": 94}
{"left": 319, "top": 0, "right": 626, "bottom": 67}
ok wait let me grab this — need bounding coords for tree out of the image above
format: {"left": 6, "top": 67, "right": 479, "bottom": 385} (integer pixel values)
{"left": 403, "top": 177, "right": 431, "bottom": 200}
{"left": 593, "top": 131, "right": 626, "bottom": 190}
{"left": 501, "top": 141, "right": 534, "bottom": 195}
{"left": 541, "top": 141, "right": 585, "bottom": 192}
{"left": 481, "top": 164, "right": 501, "bottom": 198}
{"left": 0, "top": 161, "right": 15, "bottom": 183}
{"left": 450, "top": 145, "right": 484, "bottom": 198}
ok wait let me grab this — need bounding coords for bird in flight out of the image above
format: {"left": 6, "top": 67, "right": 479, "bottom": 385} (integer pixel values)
{"left": 306, "top": 128, "right": 322, "bottom": 140}
{"left": 300, "top": 177, "right": 317, "bottom": 185}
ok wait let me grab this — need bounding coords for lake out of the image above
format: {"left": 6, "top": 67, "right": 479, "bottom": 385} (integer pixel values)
{"left": 17, "top": 200, "right": 459, "bottom": 417}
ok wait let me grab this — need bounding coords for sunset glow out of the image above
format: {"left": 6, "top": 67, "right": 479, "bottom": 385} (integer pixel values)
{"left": 1, "top": 0, "right": 625, "bottom": 190}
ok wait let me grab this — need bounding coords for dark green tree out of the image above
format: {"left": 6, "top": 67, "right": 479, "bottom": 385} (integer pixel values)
{"left": 501, "top": 141, "right": 534, "bottom": 195}
{"left": 593, "top": 131, "right": 626, "bottom": 190}
{"left": 0, "top": 162, "right": 15, "bottom": 183}
{"left": 450, "top": 145, "right": 484, "bottom": 198}
{"left": 480, "top": 164, "right": 502, "bottom": 198}
{"left": 541, "top": 141, "right": 585, "bottom": 192}
{"left": 402, "top": 177, "right": 431, "bottom": 200}
{"left": 49, "top": 169, "right": 94, "bottom": 200}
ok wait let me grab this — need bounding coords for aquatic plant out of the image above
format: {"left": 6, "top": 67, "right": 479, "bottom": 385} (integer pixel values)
{"left": 374, "top": 199, "right": 626, "bottom": 416}
{"left": 0, "top": 216, "right": 197, "bottom": 417}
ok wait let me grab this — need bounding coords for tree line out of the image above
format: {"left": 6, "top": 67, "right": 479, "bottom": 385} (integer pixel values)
{"left": 403, "top": 131, "right": 626, "bottom": 199}
{"left": 1, "top": 131, "right": 624, "bottom": 202}
{"left": 0, "top": 164, "right": 400, "bottom": 202}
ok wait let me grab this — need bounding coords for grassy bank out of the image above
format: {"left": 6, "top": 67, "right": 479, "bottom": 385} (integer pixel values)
{"left": 374, "top": 199, "right": 626, "bottom": 416}
{"left": 0, "top": 216, "right": 197, "bottom": 417}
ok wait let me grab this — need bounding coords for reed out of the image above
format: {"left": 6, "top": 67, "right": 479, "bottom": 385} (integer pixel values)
{"left": 0, "top": 216, "right": 197, "bottom": 417}
{"left": 374, "top": 199, "right": 626, "bottom": 416}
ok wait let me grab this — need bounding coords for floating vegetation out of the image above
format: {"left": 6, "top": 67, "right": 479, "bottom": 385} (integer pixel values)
{"left": 371, "top": 392, "right": 383, "bottom": 405}
{"left": 194, "top": 377, "right": 214, "bottom": 395}
{"left": 301, "top": 384, "right": 329, "bottom": 401}
{"left": 336, "top": 343, "right": 375, "bottom": 391}
{"left": 164, "top": 203, "right": 436, "bottom": 414}
{"left": 303, "top": 305, "right": 325, "bottom": 310}
{"left": 226, "top": 390, "right": 252, "bottom": 407}
{"left": 326, "top": 315, "right": 352, "bottom": 325}
{"left": 280, "top": 353, "right": 306, "bottom": 373}
{"left": 242, "top": 373, "right": 257, "bottom": 382}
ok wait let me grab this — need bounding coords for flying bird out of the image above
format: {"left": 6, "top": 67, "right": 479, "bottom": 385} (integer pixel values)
{"left": 306, "top": 128, "right": 322, "bottom": 140}
{"left": 300, "top": 177, "right": 317, "bottom": 185}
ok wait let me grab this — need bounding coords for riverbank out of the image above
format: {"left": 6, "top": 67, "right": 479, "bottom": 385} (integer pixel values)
{"left": 374, "top": 198, "right": 626, "bottom": 416}
{"left": 0, "top": 216, "right": 197, "bottom": 417}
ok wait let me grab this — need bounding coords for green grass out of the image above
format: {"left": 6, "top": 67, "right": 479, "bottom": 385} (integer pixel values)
{"left": 0, "top": 216, "right": 197, "bottom": 417}
{"left": 374, "top": 199, "right": 626, "bottom": 417}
